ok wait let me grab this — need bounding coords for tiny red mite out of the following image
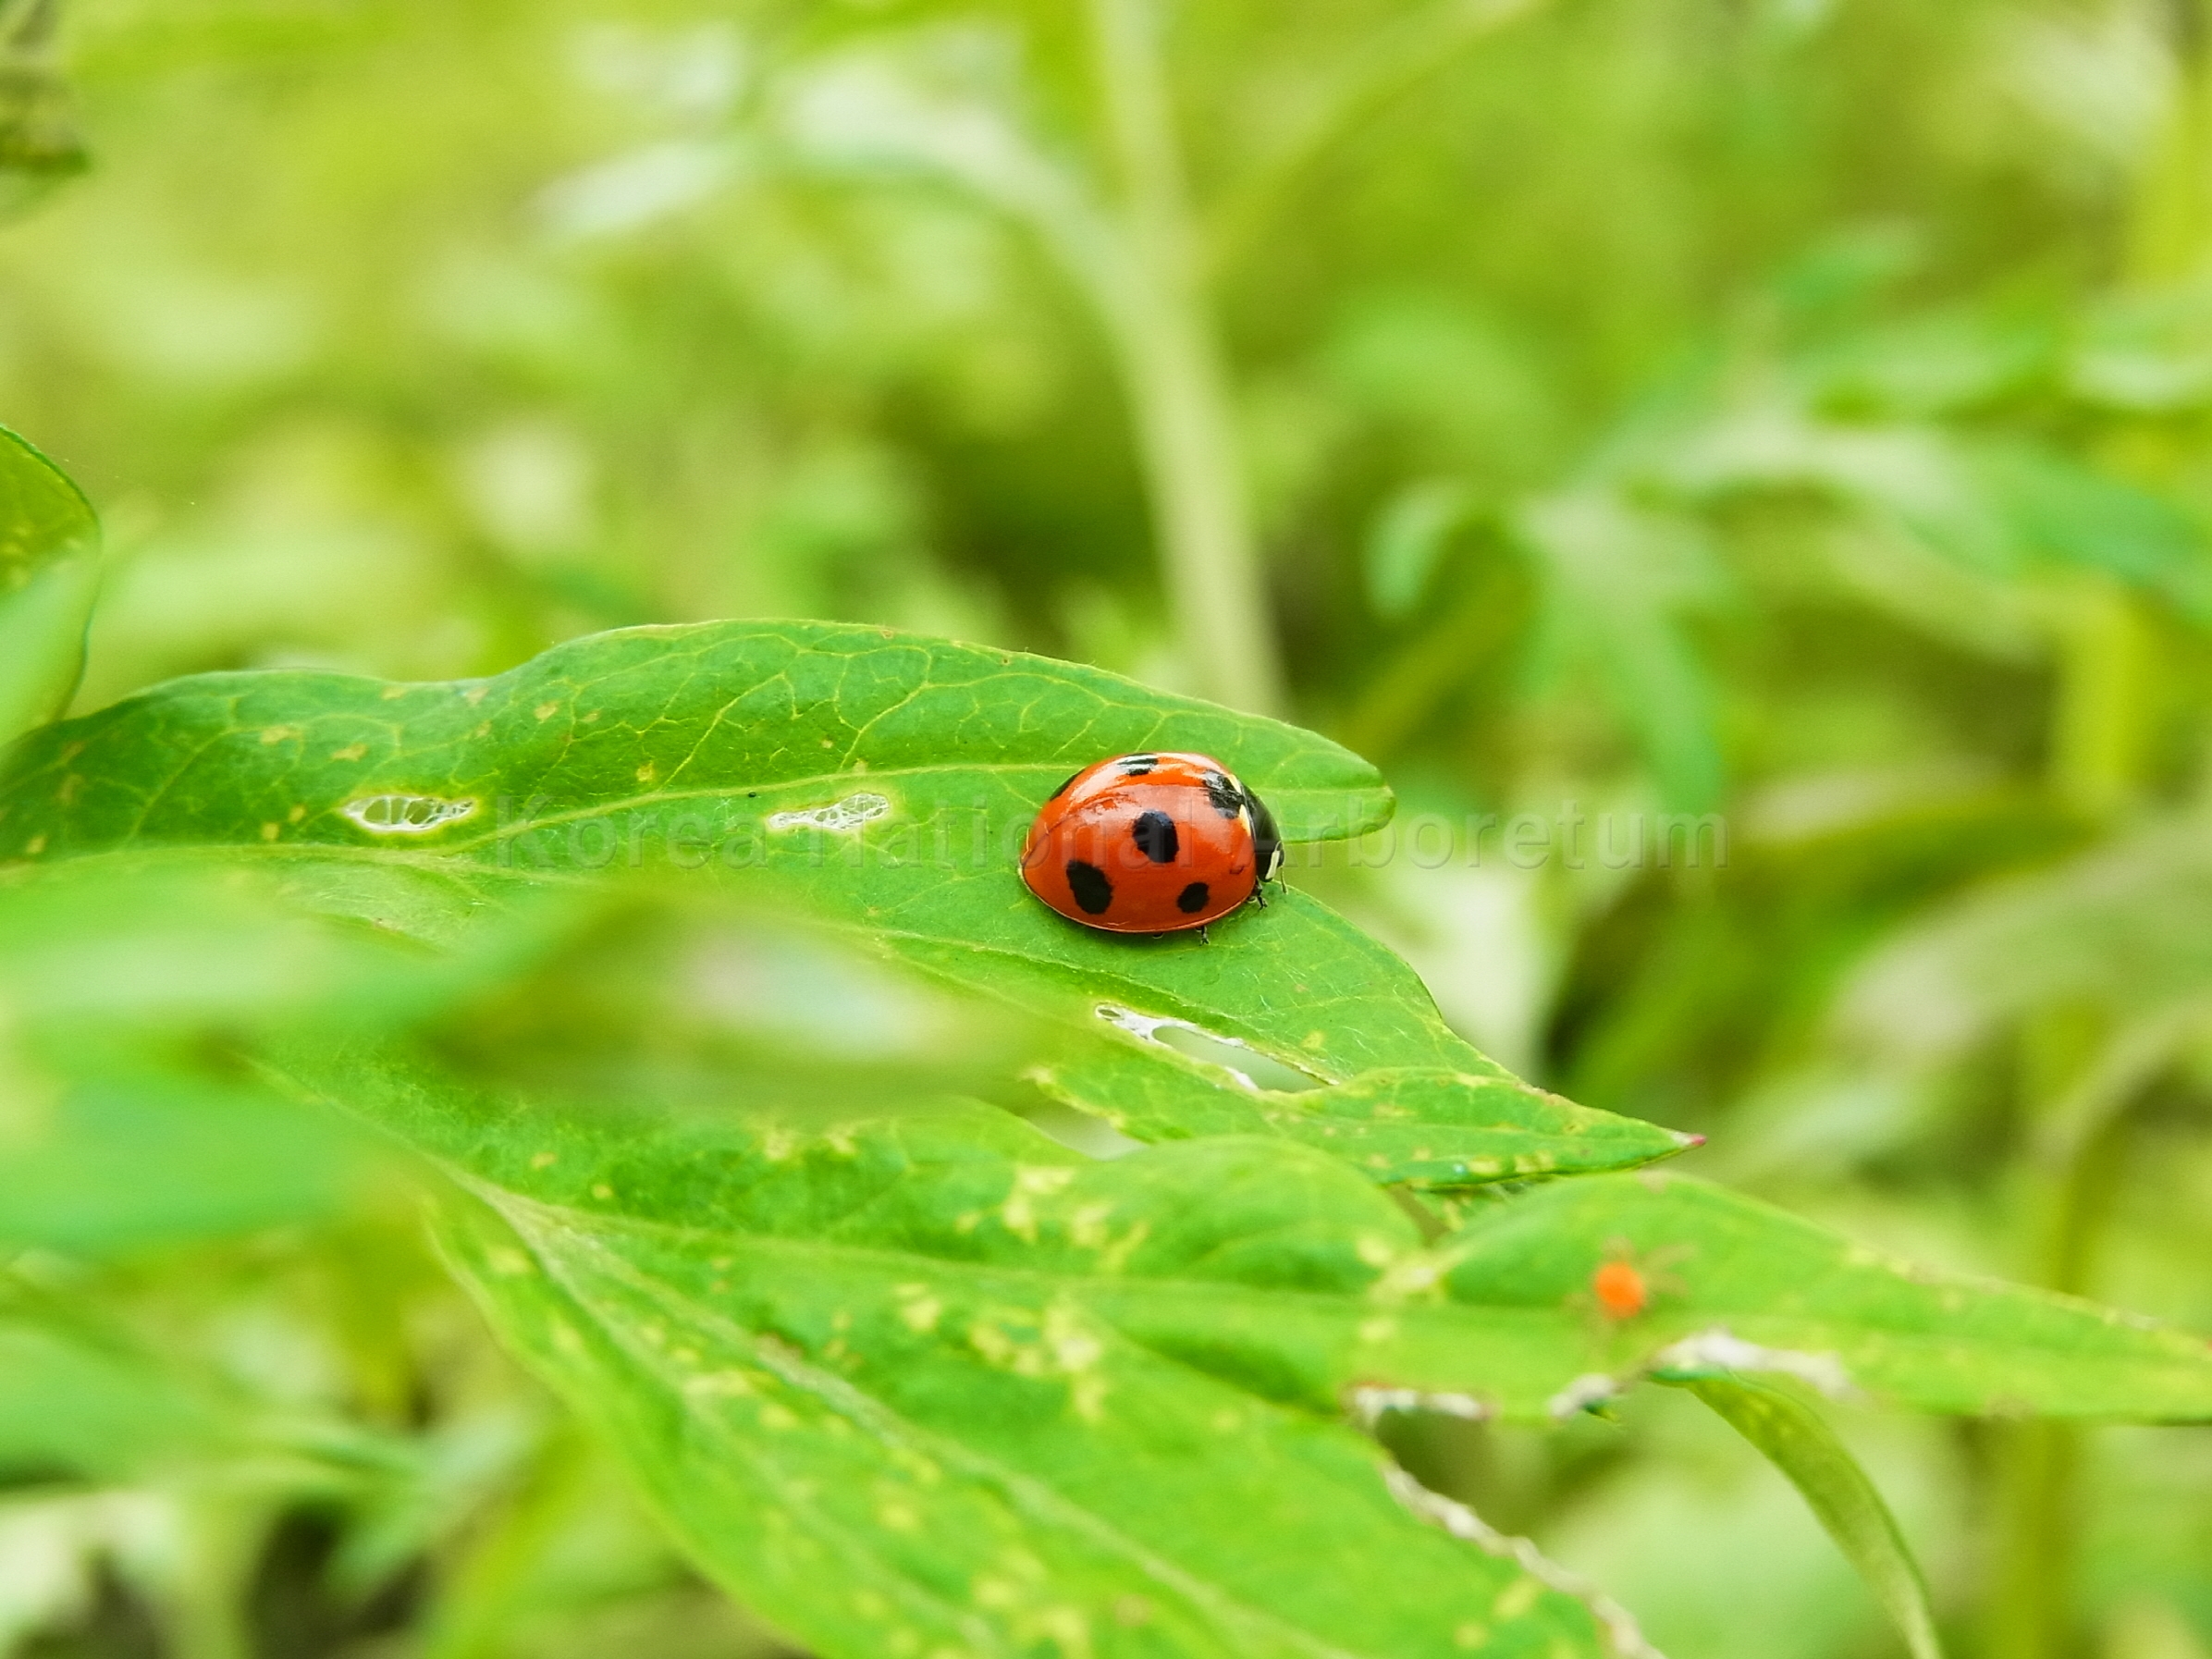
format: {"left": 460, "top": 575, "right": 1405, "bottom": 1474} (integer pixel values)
{"left": 1591, "top": 1260, "right": 1648, "bottom": 1321}
{"left": 1020, "top": 751, "right": 1284, "bottom": 937}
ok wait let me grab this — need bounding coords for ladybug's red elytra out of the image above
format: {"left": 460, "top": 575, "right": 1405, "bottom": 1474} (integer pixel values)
{"left": 1020, "top": 751, "right": 1284, "bottom": 938}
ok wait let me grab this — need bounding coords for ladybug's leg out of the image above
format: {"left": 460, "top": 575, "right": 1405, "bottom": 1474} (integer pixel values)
{"left": 1198, "top": 923, "right": 1210, "bottom": 944}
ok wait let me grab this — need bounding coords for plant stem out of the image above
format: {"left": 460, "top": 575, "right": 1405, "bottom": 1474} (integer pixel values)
{"left": 1979, "top": 1010, "right": 2139, "bottom": 1659}
{"left": 1086, "top": 0, "right": 1286, "bottom": 716}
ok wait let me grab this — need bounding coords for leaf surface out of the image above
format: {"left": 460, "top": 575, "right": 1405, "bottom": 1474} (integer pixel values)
{"left": 287, "top": 1042, "right": 1645, "bottom": 1659}
{"left": 263, "top": 1014, "right": 2212, "bottom": 1656}
{"left": 0, "top": 424, "right": 99, "bottom": 748}
{"left": 1686, "top": 1377, "right": 1943, "bottom": 1659}
{"left": 0, "top": 621, "right": 1686, "bottom": 1187}
{"left": 1432, "top": 1174, "right": 2212, "bottom": 1421}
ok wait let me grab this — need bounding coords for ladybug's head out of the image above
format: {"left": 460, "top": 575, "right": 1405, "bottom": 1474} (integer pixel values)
{"left": 1246, "top": 786, "right": 1284, "bottom": 884}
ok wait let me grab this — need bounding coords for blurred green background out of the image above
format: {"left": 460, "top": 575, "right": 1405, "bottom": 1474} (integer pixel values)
{"left": 4, "top": 0, "right": 2212, "bottom": 1654}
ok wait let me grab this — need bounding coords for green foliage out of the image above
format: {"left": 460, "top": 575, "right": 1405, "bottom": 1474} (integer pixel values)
{"left": 0, "top": 422, "right": 96, "bottom": 746}
{"left": 10, "top": 603, "right": 2212, "bottom": 1657}
{"left": 10, "top": 0, "right": 2212, "bottom": 1653}
{"left": 1686, "top": 1378, "right": 1942, "bottom": 1659}
{"left": 0, "top": 620, "right": 1688, "bottom": 1189}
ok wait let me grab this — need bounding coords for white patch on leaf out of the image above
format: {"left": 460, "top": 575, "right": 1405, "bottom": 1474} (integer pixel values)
{"left": 1092, "top": 1003, "right": 1322, "bottom": 1093}
{"left": 767, "top": 792, "right": 891, "bottom": 832}
{"left": 1648, "top": 1328, "right": 1852, "bottom": 1396}
{"left": 1382, "top": 1467, "right": 1665, "bottom": 1659}
{"left": 1349, "top": 1385, "right": 1490, "bottom": 1428}
{"left": 341, "top": 793, "right": 479, "bottom": 834}
{"left": 1547, "top": 1373, "right": 1618, "bottom": 1419}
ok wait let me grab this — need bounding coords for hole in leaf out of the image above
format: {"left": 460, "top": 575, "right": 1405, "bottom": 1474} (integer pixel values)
{"left": 1015, "top": 1100, "right": 1145, "bottom": 1160}
{"left": 765, "top": 792, "right": 891, "bottom": 832}
{"left": 341, "top": 794, "right": 478, "bottom": 834}
{"left": 1094, "top": 1003, "right": 1322, "bottom": 1093}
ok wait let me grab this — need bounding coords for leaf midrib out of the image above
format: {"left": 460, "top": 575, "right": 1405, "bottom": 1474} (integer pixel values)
{"left": 15, "top": 756, "right": 1379, "bottom": 856}
{"left": 458, "top": 1170, "right": 2212, "bottom": 1405}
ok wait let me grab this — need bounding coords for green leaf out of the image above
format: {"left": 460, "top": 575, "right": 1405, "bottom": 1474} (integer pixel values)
{"left": 0, "top": 423, "right": 99, "bottom": 748}
{"left": 0, "top": 1309, "right": 221, "bottom": 1486}
{"left": 1515, "top": 492, "right": 1725, "bottom": 814}
{"left": 1431, "top": 1174, "right": 2212, "bottom": 1422}
{"left": 278, "top": 1040, "right": 1651, "bottom": 1659}
{"left": 1838, "top": 807, "right": 2212, "bottom": 1063}
{"left": 1364, "top": 479, "right": 1472, "bottom": 619}
{"left": 1031, "top": 1053, "right": 1690, "bottom": 1187}
{"left": 0, "top": 620, "right": 1688, "bottom": 1189}
{"left": 1970, "top": 440, "right": 2212, "bottom": 619}
{"left": 259, "top": 1000, "right": 2212, "bottom": 1655}
{"left": 0, "top": 1060, "right": 366, "bottom": 1255}
{"left": 0, "top": 854, "right": 464, "bottom": 1252}
{"left": 1683, "top": 1376, "right": 1944, "bottom": 1659}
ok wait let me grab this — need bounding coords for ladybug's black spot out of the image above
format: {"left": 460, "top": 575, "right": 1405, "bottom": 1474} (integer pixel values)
{"left": 1065, "top": 860, "right": 1113, "bottom": 916}
{"left": 1048, "top": 768, "right": 1084, "bottom": 801}
{"left": 1176, "top": 881, "right": 1210, "bottom": 914}
{"left": 1119, "top": 754, "right": 1158, "bottom": 775}
{"left": 1131, "top": 810, "right": 1179, "bottom": 864}
{"left": 1202, "top": 771, "right": 1244, "bottom": 818}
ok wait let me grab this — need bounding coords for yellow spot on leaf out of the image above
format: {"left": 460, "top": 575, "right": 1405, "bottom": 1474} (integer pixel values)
{"left": 1071, "top": 1374, "right": 1108, "bottom": 1420}
{"left": 535, "top": 701, "right": 559, "bottom": 721}
{"left": 260, "top": 822, "right": 280, "bottom": 842}
{"left": 1097, "top": 1221, "right": 1150, "bottom": 1273}
{"left": 682, "top": 1371, "right": 755, "bottom": 1399}
{"left": 1493, "top": 1579, "right": 1541, "bottom": 1620}
{"left": 330, "top": 743, "right": 367, "bottom": 761}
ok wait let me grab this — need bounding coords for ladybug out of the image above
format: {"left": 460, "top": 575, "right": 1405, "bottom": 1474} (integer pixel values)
{"left": 1020, "top": 752, "right": 1284, "bottom": 939}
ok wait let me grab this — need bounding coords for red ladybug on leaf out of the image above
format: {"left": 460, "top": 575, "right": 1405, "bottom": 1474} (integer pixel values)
{"left": 1020, "top": 752, "right": 1284, "bottom": 939}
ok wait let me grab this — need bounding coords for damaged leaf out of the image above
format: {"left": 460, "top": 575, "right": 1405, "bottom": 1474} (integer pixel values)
{"left": 275, "top": 1038, "right": 1653, "bottom": 1659}
{"left": 0, "top": 619, "right": 1686, "bottom": 1188}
